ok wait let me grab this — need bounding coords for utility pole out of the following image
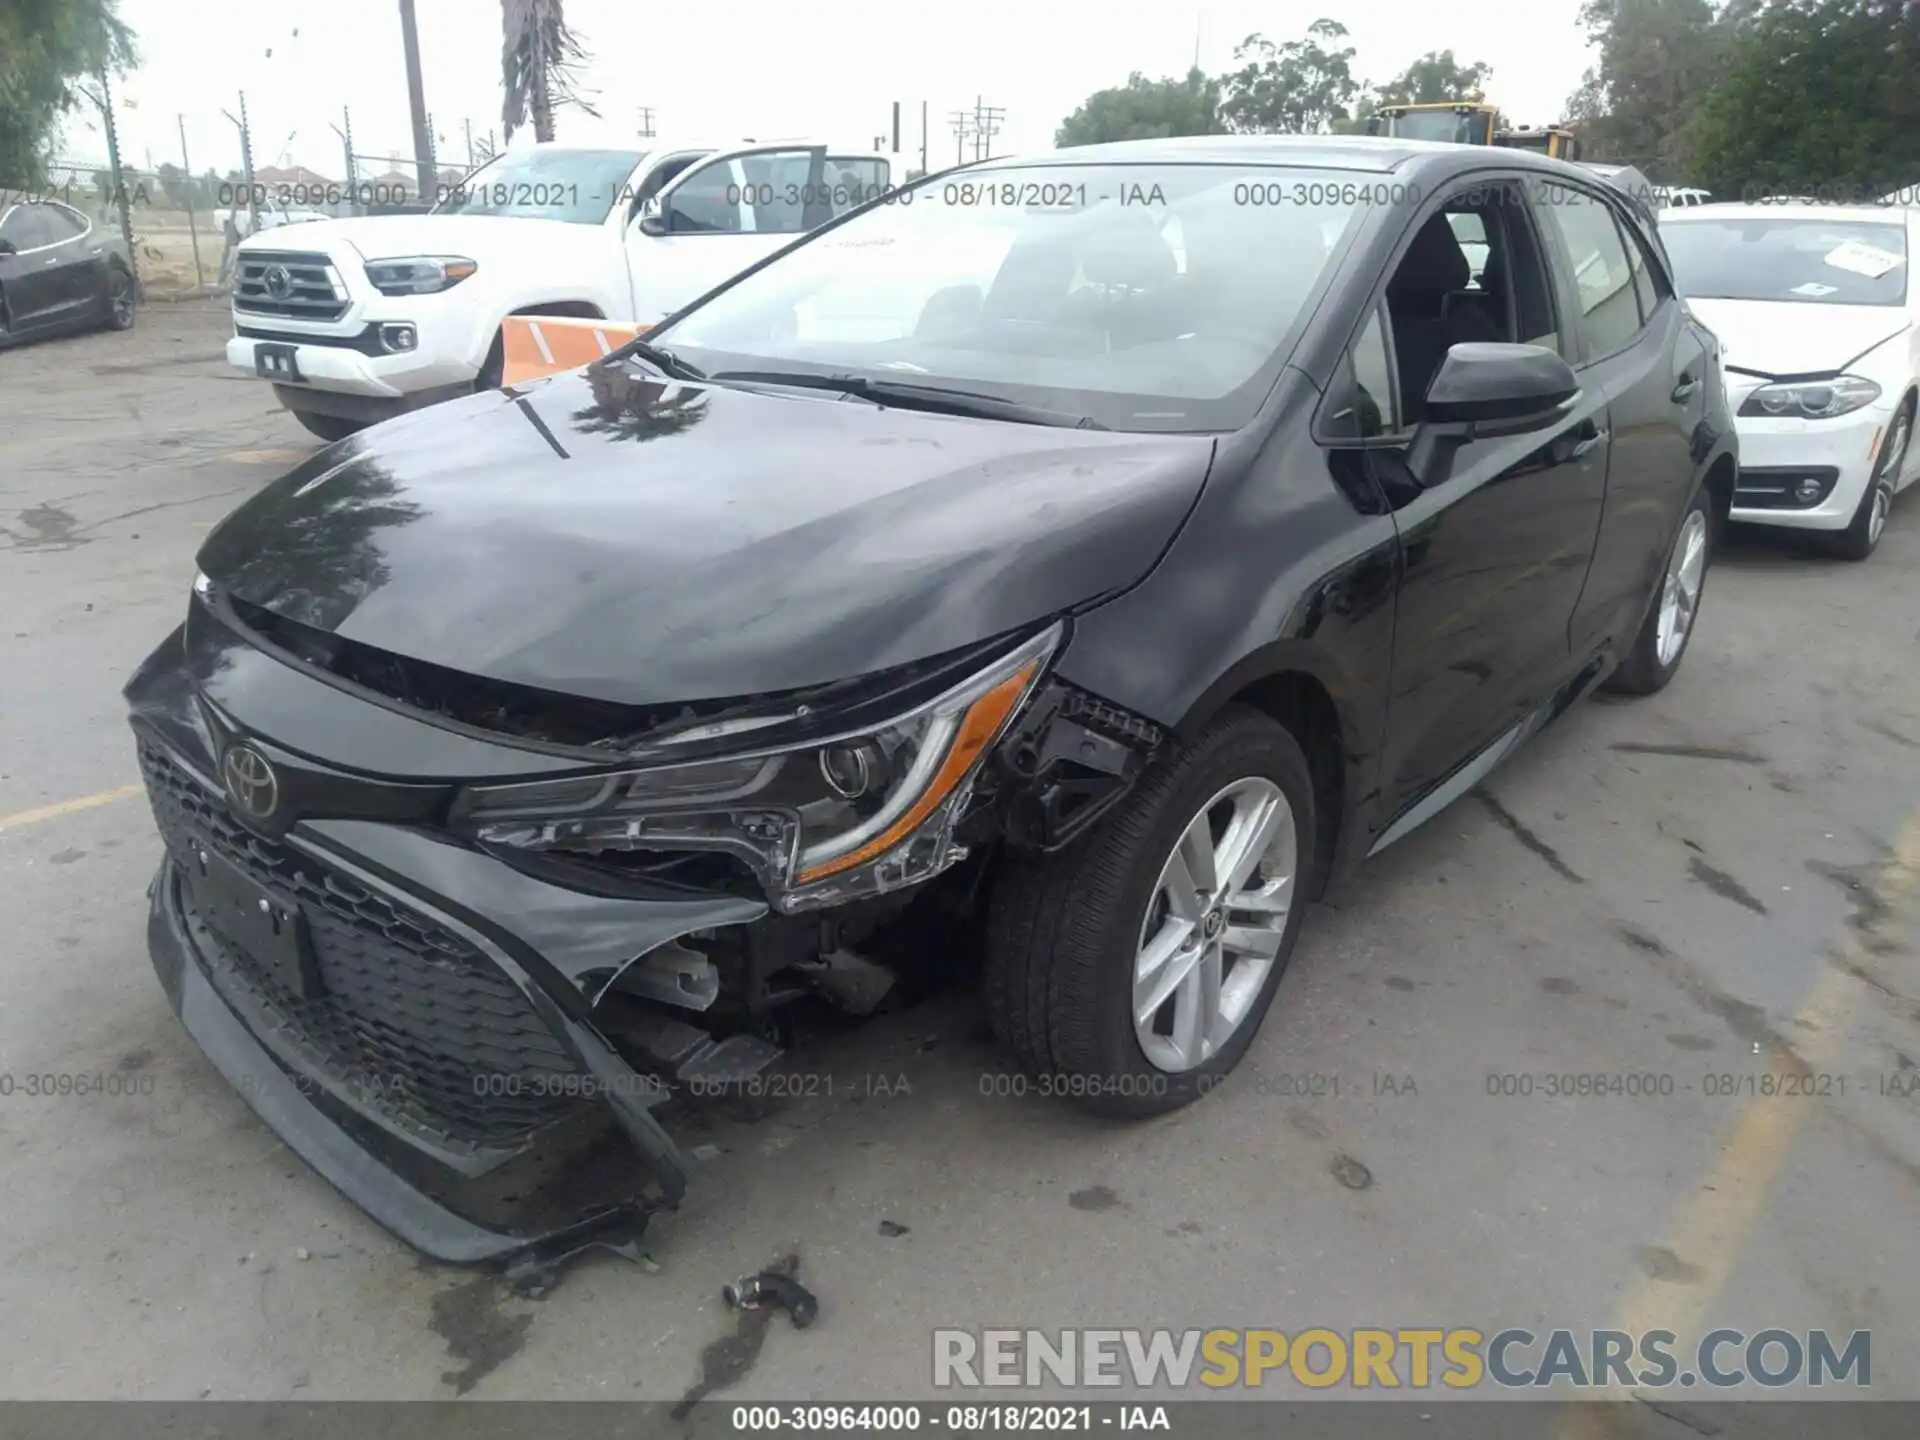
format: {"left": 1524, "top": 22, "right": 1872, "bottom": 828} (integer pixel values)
{"left": 971, "top": 97, "right": 1005, "bottom": 161}
{"left": 920, "top": 99, "right": 928, "bottom": 173}
{"left": 464, "top": 117, "right": 474, "bottom": 169}
{"left": 91, "top": 71, "right": 137, "bottom": 271}
{"left": 949, "top": 109, "right": 972, "bottom": 166}
{"left": 891, "top": 101, "right": 901, "bottom": 154}
{"left": 330, "top": 106, "right": 356, "bottom": 208}
{"left": 636, "top": 106, "right": 656, "bottom": 138}
{"left": 178, "top": 114, "right": 203, "bottom": 287}
{"left": 397, "top": 0, "right": 435, "bottom": 200}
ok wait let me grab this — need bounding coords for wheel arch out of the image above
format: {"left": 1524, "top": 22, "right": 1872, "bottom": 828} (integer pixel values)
{"left": 1174, "top": 648, "right": 1366, "bottom": 901}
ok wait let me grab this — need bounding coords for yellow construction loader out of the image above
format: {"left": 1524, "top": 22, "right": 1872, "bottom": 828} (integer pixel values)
{"left": 1369, "top": 101, "right": 1583, "bottom": 161}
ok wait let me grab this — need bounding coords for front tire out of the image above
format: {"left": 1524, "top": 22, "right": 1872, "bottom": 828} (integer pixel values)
{"left": 1606, "top": 488, "right": 1712, "bottom": 696}
{"left": 984, "top": 705, "right": 1315, "bottom": 1118}
{"left": 290, "top": 409, "right": 364, "bottom": 443}
{"left": 1832, "top": 399, "right": 1909, "bottom": 562}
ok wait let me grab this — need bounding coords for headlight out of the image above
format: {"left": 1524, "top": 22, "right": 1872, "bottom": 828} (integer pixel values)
{"left": 363, "top": 255, "right": 477, "bottom": 296}
{"left": 1739, "top": 375, "right": 1879, "bottom": 420}
{"left": 453, "top": 624, "right": 1062, "bottom": 911}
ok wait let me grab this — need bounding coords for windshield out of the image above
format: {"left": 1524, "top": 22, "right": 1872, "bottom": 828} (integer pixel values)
{"left": 1386, "top": 110, "right": 1492, "bottom": 145}
{"left": 432, "top": 147, "right": 644, "bottom": 224}
{"left": 1662, "top": 217, "right": 1908, "bottom": 306}
{"left": 655, "top": 163, "right": 1375, "bottom": 432}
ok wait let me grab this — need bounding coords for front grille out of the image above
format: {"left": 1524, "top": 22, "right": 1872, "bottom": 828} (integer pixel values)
{"left": 233, "top": 250, "right": 349, "bottom": 320}
{"left": 138, "top": 740, "right": 589, "bottom": 1151}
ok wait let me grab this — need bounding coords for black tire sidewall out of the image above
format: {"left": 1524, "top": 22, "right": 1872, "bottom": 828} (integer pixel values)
{"left": 1614, "top": 487, "right": 1713, "bottom": 693}
{"left": 1081, "top": 712, "right": 1316, "bottom": 1111}
{"left": 107, "top": 269, "right": 136, "bottom": 330}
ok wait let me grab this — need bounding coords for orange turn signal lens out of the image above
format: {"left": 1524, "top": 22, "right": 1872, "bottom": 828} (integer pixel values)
{"left": 792, "top": 658, "right": 1040, "bottom": 884}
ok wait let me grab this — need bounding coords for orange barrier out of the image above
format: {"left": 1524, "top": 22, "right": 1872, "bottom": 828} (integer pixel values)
{"left": 499, "top": 315, "right": 649, "bottom": 385}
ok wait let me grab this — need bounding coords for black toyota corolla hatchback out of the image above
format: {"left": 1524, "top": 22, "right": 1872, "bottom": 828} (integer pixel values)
{"left": 126, "top": 135, "right": 1734, "bottom": 1272}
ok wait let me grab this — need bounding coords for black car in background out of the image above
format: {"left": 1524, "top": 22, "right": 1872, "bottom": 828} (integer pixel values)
{"left": 0, "top": 197, "right": 138, "bottom": 344}
{"left": 125, "top": 136, "right": 1735, "bottom": 1273}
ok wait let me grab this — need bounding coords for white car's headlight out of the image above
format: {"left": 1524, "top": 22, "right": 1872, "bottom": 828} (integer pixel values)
{"left": 1739, "top": 375, "right": 1880, "bottom": 420}
{"left": 363, "top": 256, "right": 477, "bottom": 296}
{"left": 451, "top": 624, "right": 1062, "bottom": 911}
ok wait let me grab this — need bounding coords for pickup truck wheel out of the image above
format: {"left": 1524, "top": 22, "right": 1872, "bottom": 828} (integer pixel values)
{"left": 291, "top": 410, "right": 364, "bottom": 442}
{"left": 475, "top": 332, "right": 505, "bottom": 391}
{"left": 983, "top": 705, "right": 1313, "bottom": 1118}
{"left": 1605, "top": 489, "right": 1711, "bottom": 696}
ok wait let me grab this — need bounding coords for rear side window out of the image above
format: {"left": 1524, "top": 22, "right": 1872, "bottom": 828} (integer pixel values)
{"left": 1538, "top": 186, "right": 1641, "bottom": 359}
{"left": 1618, "top": 215, "right": 1668, "bottom": 323}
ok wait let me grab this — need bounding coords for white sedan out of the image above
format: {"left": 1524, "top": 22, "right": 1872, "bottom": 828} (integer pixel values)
{"left": 1660, "top": 203, "right": 1918, "bottom": 559}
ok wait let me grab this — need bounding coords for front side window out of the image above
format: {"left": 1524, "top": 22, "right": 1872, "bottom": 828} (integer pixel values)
{"left": 1538, "top": 187, "right": 1641, "bottom": 357}
{"left": 1660, "top": 217, "right": 1908, "bottom": 306}
{"left": 431, "top": 147, "right": 644, "bottom": 224}
{"left": 1351, "top": 306, "right": 1398, "bottom": 436}
{"left": 657, "top": 163, "right": 1373, "bottom": 432}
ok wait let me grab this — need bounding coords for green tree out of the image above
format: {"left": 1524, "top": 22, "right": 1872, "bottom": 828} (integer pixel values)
{"left": 1688, "top": 0, "right": 1920, "bottom": 199}
{"left": 1056, "top": 68, "right": 1225, "bottom": 147}
{"left": 1334, "top": 48, "right": 1495, "bottom": 135}
{"left": 501, "top": 0, "right": 598, "bottom": 143}
{"left": 1564, "top": 0, "right": 1730, "bottom": 172}
{"left": 0, "top": 0, "right": 135, "bottom": 189}
{"left": 1220, "top": 19, "right": 1360, "bottom": 135}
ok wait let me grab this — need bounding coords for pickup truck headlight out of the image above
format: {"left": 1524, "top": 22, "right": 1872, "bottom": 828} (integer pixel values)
{"left": 1739, "top": 375, "right": 1879, "bottom": 420}
{"left": 363, "top": 255, "right": 477, "bottom": 296}
{"left": 452, "top": 624, "right": 1062, "bottom": 911}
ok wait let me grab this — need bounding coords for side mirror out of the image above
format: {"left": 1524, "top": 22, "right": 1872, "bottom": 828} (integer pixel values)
{"left": 1408, "top": 342, "right": 1579, "bottom": 485}
{"left": 637, "top": 200, "right": 668, "bottom": 238}
{"left": 0, "top": 238, "right": 15, "bottom": 256}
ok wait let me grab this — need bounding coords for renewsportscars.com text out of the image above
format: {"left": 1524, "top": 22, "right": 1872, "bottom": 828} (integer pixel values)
{"left": 932, "top": 1327, "right": 1870, "bottom": 1390}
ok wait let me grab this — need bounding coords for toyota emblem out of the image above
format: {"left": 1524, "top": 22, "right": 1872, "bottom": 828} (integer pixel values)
{"left": 262, "top": 264, "right": 292, "bottom": 298}
{"left": 222, "top": 743, "right": 279, "bottom": 821}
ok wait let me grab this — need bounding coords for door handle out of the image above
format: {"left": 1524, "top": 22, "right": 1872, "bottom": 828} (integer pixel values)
{"left": 1569, "top": 429, "right": 1606, "bottom": 460}
{"left": 1671, "top": 375, "right": 1699, "bottom": 403}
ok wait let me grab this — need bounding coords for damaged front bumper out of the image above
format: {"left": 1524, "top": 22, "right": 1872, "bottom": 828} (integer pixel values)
{"left": 125, "top": 593, "right": 1166, "bottom": 1272}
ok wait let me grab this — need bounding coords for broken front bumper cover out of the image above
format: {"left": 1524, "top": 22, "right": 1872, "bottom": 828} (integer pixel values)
{"left": 145, "top": 845, "right": 689, "bottom": 1275}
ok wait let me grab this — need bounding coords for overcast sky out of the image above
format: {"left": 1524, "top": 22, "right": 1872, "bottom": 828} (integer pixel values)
{"left": 62, "top": 0, "right": 1594, "bottom": 178}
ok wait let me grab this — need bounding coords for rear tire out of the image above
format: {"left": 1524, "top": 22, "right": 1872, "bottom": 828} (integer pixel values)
{"left": 983, "top": 705, "right": 1315, "bottom": 1118}
{"left": 102, "top": 265, "right": 137, "bottom": 331}
{"left": 1606, "top": 488, "right": 1712, "bottom": 696}
{"left": 291, "top": 410, "right": 364, "bottom": 443}
{"left": 1831, "top": 399, "right": 1909, "bottom": 562}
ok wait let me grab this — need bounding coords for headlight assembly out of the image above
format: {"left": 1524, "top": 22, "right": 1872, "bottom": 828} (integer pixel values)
{"left": 1738, "top": 375, "right": 1879, "bottom": 420}
{"left": 453, "top": 624, "right": 1063, "bottom": 911}
{"left": 363, "top": 256, "right": 477, "bottom": 296}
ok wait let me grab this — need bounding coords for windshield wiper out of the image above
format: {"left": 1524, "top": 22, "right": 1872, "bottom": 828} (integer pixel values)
{"left": 609, "top": 337, "right": 707, "bottom": 381}
{"left": 709, "top": 370, "right": 1108, "bottom": 430}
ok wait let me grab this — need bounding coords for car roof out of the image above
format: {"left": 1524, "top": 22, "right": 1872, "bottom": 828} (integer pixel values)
{"left": 973, "top": 133, "right": 1585, "bottom": 178}
{"left": 1658, "top": 201, "right": 1912, "bottom": 224}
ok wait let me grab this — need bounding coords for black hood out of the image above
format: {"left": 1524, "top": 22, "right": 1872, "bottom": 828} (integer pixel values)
{"left": 198, "top": 364, "right": 1215, "bottom": 706}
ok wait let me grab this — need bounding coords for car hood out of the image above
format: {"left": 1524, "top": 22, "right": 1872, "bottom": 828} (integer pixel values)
{"left": 238, "top": 214, "right": 594, "bottom": 262}
{"left": 1686, "top": 298, "right": 1909, "bottom": 379}
{"left": 196, "top": 365, "right": 1215, "bottom": 707}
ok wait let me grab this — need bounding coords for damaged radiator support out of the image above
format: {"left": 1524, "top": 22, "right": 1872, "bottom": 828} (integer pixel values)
{"left": 987, "top": 679, "right": 1166, "bottom": 851}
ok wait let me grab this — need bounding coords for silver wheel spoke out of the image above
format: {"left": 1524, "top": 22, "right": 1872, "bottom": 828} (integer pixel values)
{"left": 1217, "top": 792, "right": 1286, "bottom": 895}
{"left": 1137, "top": 939, "right": 1202, "bottom": 1026}
{"left": 1136, "top": 917, "right": 1195, "bottom": 988}
{"left": 1161, "top": 845, "right": 1206, "bottom": 924}
{"left": 1221, "top": 923, "right": 1284, "bottom": 961}
{"left": 1232, "top": 877, "right": 1293, "bottom": 916}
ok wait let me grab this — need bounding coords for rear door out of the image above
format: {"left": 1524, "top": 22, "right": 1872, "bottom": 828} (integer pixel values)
{"left": 1533, "top": 179, "right": 1705, "bottom": 656}
{"left": 0, "top": 204, "right": 68, "bottom": 328}
{"left": 37, "top": 202, "right": 106, "bottom": 318}
{"left": 624, "top": 144, "right": 828, "bottom": 322}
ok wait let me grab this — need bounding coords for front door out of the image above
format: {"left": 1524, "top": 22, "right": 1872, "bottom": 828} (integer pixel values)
{"left": 1364, "top": 178, "right": 1611, "bottom": 829}
{"left": 625, "top": 145, "right": 830, "bottom": 324}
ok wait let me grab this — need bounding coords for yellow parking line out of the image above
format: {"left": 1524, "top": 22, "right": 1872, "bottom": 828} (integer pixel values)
{"left": 1557, "top": 810, "right": 1920, "bottom": 1430}
{"left": 0, "top": 785, "right": 143, "bottom": 832}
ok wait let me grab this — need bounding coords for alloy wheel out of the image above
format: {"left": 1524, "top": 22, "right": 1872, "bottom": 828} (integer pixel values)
{"left": 1655, "top": 508, "right": 1707, "bottom": 668}
{"left": 110, "top": 275, "right": 135, "bottom": 327}
{"left": 1133, "top": 777, "right": 1297, "bottom": 1073}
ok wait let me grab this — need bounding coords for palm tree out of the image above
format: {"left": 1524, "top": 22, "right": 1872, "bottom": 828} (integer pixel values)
{"left": 500, "top": 0, "right": 598, "bottom": 143}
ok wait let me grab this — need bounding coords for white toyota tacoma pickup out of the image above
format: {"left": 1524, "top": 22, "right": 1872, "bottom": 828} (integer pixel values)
{"left": 226, "top": 140, "right": 899, "bottom": 439}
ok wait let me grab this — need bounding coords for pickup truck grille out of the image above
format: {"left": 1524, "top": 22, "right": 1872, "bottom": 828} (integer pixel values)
{"left": 233, "top": 250, "right": 348, "bottom": 321}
